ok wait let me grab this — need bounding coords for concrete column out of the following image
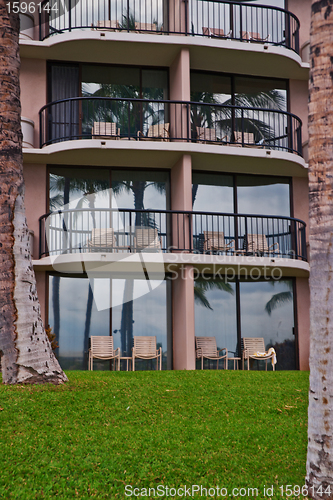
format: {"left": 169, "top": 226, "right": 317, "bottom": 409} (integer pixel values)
{"left": 296, "top": 277, "right": 310, "bottom": 370}
{"left": 169, "top": 49, "right": 191, "bottom": 140}
{"left": 172, "top": 266, "right": 196, "bottom": 370}
{"left": 292, "top": 176, "right": 309, "bottom": 259}
{"left": 171, "top": 154, "right": 195, "bottom": 369}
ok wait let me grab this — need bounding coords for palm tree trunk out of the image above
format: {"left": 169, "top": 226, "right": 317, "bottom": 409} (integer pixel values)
{"left": 306, "top": 1, "right": 333, "bottom": 495}
{"left": 0, "top": 3, "right": 67, "bottom": 384}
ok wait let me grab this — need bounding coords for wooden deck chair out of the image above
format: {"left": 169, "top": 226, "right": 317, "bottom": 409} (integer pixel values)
{"left": 137, "top": 123, "right": 170, "bottom": 141}
{"left": 135, "top": 22, "right": 157, "bottom": 33}
{"left": 92, "top": 122, "right": 120, "bottom": 139}
{"left": 202, "top": 27, "right": 232, "bottom": 38}
{"left": 203, "top": 231, "right": 235, "bottom": 254}
{"left": 241, "top": 31, "right": 270, "bottom": 42}
{"left": 88, "top": 336, "right": 120, "bottom": 370}
{"left": 195, "top": 336, "right": 228, "bottom": 370}
{"left": 244, "top": 234, "right": 279, "bottom": 256}
{"left": 134, "top": 227, "right": 162, "bottom": 252}
{"left": 132, "top": 336, "right": 162, "bottom": 371}
{"left": 92, "top": 20, "right": 119, "bottom": 31}
{"left": 234, "top": 131, "right": 265, "bottom": 148}
{"left": 242, "top": 337, "right": 276, "bottom": 371}
{"left": 196, "top": 127, "right": 227, "bottom": 144}
{"left": 87, "top": 228, "right": 116, "bottom": 251}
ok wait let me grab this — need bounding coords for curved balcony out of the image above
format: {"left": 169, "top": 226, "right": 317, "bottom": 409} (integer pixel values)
{"left": 39, "top": 97, "right": 303, "bottom": 156}
{"left": 39, "top": 208, "right": 307, "bottom": 262}
{"left": 39, "top": 0, "right": 300, "bottom": 54}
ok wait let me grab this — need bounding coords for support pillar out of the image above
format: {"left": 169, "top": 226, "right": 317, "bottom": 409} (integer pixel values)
{"left": 171, "top": 154, "right": 195, "bottom": 369}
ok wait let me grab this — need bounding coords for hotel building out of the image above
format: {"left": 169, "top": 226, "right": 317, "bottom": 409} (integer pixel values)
{"left": 19, "top": 0, "right": 310, "bottom": 370}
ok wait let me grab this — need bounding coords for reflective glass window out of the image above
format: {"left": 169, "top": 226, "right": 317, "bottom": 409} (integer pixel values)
{"left": 48, "top": 276, "right": 169, "bottom": 370}
{"left": 194, "top": 278, "right": 237, "bottom": 368}
{"left": 237, "top": 175, "right": 290, "bottom": 216}
{"left": 239, "top": 279, "right": 295, "bottom": 370}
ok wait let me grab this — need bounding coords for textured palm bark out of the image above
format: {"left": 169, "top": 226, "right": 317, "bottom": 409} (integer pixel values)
{"left": 0, "top": 1, "right": 67, "bottom": 384}
{"left": 306, "top": 0, "right": 333, "bottom": 496}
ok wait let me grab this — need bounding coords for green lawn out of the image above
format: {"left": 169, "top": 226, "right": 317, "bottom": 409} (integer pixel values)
{"left": 0, "top": 371, "right": 309, "bottom": 500}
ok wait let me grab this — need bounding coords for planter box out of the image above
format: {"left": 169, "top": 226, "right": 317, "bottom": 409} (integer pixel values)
{"left": 21, "top": 117, "right": 35, "bottom": 148}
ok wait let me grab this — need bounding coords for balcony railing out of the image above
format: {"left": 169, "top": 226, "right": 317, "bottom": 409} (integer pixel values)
{"left": 39, "top": 208, "right": 307, "bottom": 262}
{"left": 39, "top": 97, "right": 303, "bottom": 156}
{"left": 39, "top": 0, "right": 300, "bottom": 54}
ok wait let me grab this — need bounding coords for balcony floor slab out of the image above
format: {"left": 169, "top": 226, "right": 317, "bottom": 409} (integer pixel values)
{"left": 23, "top": 140, "right": 308, "bottom": 178}
{"left": 20, "top": 32, "right": 309, "bottom": 80}
{"left": 33, "top": 252, "right": 309, "bottom": 278}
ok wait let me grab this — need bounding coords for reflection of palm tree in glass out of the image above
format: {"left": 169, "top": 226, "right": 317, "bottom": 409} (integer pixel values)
{"left": 112, "top": 179, "right": 165, "bottom": 358}
{"left": 49, "top": 174, "right": 109, "bottom": 367}
{"left": 82, "top": 79, "right": 166, "bottom": 139}
{"left": 265, "top": 280, "right": 293, "bottom": 315}
{"left": 191, "top": 89, "right": 286, "bottom": 143}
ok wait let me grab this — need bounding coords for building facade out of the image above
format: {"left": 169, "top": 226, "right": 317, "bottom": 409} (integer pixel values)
{"left": 20, "top": 0, "right": 311, "bottom": 371}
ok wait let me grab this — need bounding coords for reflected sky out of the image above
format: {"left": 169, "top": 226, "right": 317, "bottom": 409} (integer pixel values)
{"left": 192, "top": 173, "right": 290, "bottom": 216}
{"left": 194, "top": 278, "right": 295, "bottom": 369}
{"left": 49, "top": 276, "right": 167, "bottom": 364}
{"left": 240, "top": 280, "right": 293, "bottom": 337}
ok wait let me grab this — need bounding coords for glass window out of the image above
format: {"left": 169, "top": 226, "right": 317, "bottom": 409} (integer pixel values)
{"left": 237, "top": 175, "right": 290, "bottom": 217}
{"left": 48, "top": 276, "right": 110, "bottom": 370}
{"left": 234, "top": 76, "right": 287, "bottom": 111}
{"left": 194, "top": 278, "right": 237, "bottom": 367}
{"left": 239, "top": 279, "right": 295, "bottom": 370}
{"left": 191, "top": 72, "right": 231, "bottom": 104}
{"left": 192, "top": 172, "right": 234, "bottom": 213}
{"left": 112, "top": 279, "right": 169, "bottom": 369}
{"left": 48, "top": 276, "right": 169, "bottom": 371}
{"left": 112, "top": 170, "right": 169, "bottom": 210}
{"left": 49, "top": 167, "right": 110, "bottom": 211}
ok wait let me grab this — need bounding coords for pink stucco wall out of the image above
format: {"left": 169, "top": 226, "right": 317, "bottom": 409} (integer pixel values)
{"left": 287, "top": 0, "right": 311, "bottom": 51}
{"left": 289, "top": 79, "right": 309, "bottom": 145}
{"left": 172, "top": 266, "right": 196, "bottom": 370}
{"left": 20, "top": 58, "right": 47, "bottom": 147}
{"left": 23, "top": 163, "right": 47, "bottom": 259}
{"left": 171, "top": 155, "right": 195, "bottom": 369}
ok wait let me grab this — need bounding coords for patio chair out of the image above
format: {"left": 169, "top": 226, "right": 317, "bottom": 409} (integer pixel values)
{"left": 244, "top": 234, "right": 279, "bottom": 256}
{"left": 195, "top": 336, "right": 228, "bottom": 370}
{"left": 196, "top": 127, "right": 227, "bottom": 144}
{"left": 242, "top": 337, "right": 276, "bottom": 371}
{"left": 88, "top": 336, "right": 120, "bottom": 370}
{"left": 202, "top": 27, "right": 232, "bottom": 38}
{"left": 92, "top": 122, "right": 120, "bottom": 139}
{"left": 132, "top": 336, "right": 162, "bottom": 371}
{"left": 203, "top": 231, "right": 235, "bottom": 254}
{"left": 134, "top": 227, "right": 162, "bottom": 252}
{"left": 135, "top": 22, "right": 157, "bottom": 33}
{"left": 241, "top": 31, "right": 270, "bottom": 43}
{"left": 137, "top": 123, "right": 170, "bottom": 141}
{"left": 87, "top": 228, "right": 116, "bottom": 251}
{"left": 92, "top": 20, "right": 119, "bottom": 31}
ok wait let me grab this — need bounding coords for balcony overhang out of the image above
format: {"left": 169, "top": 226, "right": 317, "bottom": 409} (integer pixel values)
{"left": 33, "top": 252, "right": 309, "bottom": 278}
{"left": 23, "top": 140, "right": 308, "bottom": 178}
{"left": 20, "top": 32, "right": 309, "bottom": 80}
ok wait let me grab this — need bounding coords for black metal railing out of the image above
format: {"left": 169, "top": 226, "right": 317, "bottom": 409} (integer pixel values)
{"left": 39, "top": 208, "right": 307, "bottom": 262}
{"left": 39, "top": 0, "right": 300, "bottom": 54}
{"left": 39, "top": 97, "right": 303, "bottom": 156}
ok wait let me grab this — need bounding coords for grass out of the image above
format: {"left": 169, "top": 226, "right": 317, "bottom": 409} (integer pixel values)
{"left": 0, "top": 370, "right": 309, "bottom": 500}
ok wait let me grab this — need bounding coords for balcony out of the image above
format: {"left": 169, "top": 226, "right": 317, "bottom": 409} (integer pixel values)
{"left": 39, "top": 97, "right": 303, "bottom": 156}
{"left": 39, "top": 208, "right": 307, "bottom": 262}
{"left": 39, "top": 0, "right": 300, "bottom": 54}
